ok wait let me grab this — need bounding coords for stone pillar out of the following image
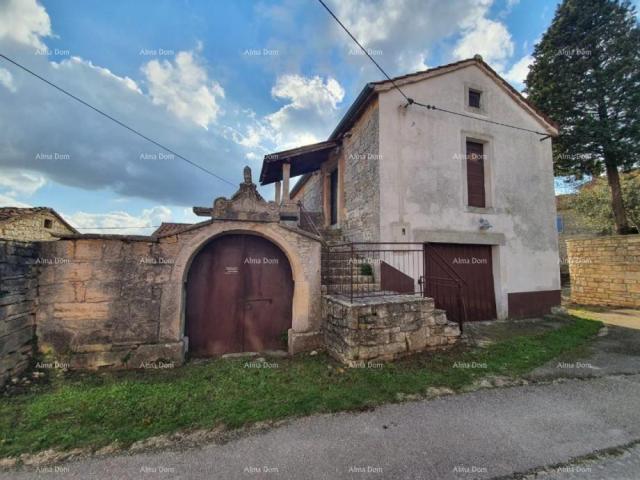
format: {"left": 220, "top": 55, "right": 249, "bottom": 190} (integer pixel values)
{"left": 282, "top": 162, "right": 290, "bottom": 203}
{"left": 275, "top": 181, "right": 282, "bottom": 204}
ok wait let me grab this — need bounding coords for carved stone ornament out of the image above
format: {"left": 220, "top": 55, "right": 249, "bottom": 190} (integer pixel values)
{"left": 208, "top": 166, "right": 280, "bottom": 221}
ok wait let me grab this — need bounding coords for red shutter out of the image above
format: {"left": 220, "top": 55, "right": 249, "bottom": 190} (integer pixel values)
{"left": 466, "top": 141, "right": 485, "bottom": 208}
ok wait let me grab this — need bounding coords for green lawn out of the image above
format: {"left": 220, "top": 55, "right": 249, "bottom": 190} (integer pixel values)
{"left": 0, "top": 315, "right": 601, "bottom": 458}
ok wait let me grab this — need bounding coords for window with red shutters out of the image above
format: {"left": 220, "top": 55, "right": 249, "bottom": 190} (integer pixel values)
{"left": 466, "top": 141, "right": 485, "bottom": 208}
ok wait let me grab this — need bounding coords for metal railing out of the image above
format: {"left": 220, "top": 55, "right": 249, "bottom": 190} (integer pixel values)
{"left": 322, "top": 242, "right": 467, "bottom": 331}
{"left": 296, "top": 201, "right": 324, "bottom": 240}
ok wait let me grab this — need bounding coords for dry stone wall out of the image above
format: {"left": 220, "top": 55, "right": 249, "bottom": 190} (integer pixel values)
{"left": 323, "top": 294, "right": 460, "bottom": 366}
{"left": 568, "top": 235, "right": 640, "bottom": 308}
{"left": 0, "top": 240, "right": 38, "bottom": 387}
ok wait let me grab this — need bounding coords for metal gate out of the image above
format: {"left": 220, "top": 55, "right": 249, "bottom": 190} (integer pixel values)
{"left": 424, "top": 243, "right": 496, "bottom": 322}
{"left": 185, "top": 234, "right": 293, "bottom": 356}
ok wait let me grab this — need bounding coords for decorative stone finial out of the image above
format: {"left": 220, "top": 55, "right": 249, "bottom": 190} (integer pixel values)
{"left": 243, "top": 166, "right": 252, "bottom": 185}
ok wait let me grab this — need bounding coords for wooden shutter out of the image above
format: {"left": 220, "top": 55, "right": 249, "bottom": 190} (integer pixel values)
{"left": 469, "top": 89, "right": 481, "bottom": 108}
{"left": 466, "top": 141, "right": 485, "bottom": 208}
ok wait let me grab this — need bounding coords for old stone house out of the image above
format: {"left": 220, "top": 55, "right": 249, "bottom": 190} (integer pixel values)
{"left": 0, "top": 207, "right": 78, "bottom": 241}
{"left": 260, "top": 56, "right": 561, "bottom": 321}
{"left": 1, "top": 57, "right": 563, "bottom": 380}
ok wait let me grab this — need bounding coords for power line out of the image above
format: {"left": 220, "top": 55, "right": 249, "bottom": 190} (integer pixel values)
{"left": 317, "top": 0, "right": 412, "bottom": 104}
{"left": 316, "top": 0, "right": 551, "bottom": 139}
{"left": 0, "top": 54, "right": 237, "bottom": 187}
{"left": 74, "top": 225, "right": 160, "bottom": 230}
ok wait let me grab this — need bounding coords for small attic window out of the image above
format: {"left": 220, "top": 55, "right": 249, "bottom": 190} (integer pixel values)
{"left": 44, "top": 219, "right": 53, "bottom": 229}
{"left": 469, "top": 89, "right": 482, "bottom": 108}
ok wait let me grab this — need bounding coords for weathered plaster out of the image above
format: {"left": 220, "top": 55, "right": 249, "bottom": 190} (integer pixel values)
{"left": 377, "top": 64, "right": 560, "bottom": 318}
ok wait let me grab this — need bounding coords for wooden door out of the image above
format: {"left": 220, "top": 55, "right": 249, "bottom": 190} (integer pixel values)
{"left": 424, "top": 243, "right": 496, "bottom": 322}
{"left": 329, "top": 169, "right": 338, "bottom": 225}
{"left": 466, "top": 141, "right": 486, "bottom": 208}
{"left": 185, "top": 234, "right": 293, "bottom": 356}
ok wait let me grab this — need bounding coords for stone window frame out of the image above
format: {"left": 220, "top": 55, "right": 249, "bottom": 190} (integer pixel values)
{"left": 463, "top": 82, "right": 489, "bottom": 116}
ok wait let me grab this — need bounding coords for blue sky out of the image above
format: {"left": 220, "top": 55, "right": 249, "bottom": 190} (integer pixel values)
{"left": 0, "top": 0, "right": 636, "bottom": 232}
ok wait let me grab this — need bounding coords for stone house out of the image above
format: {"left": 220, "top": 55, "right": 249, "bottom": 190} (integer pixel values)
{"left": 260, "top": 56, "right": 561, "bottom": 321}
{"left": 1, "top": 57, "right": 563, "bottom": 377}
{"left": 0, "top": 207, "right": 78, "bottom": 241}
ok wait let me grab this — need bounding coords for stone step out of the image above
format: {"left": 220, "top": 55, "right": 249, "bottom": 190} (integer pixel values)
{"left": 323, "top": 283, "right": 381, "bottom": 292}
{"left": 322, "top": 269, "right": 371, "bottom": 278}
{"left": 322, "top": 274, "right": 375, "bottom": 283}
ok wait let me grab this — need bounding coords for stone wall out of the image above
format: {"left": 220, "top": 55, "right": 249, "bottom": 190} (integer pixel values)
{"left": 556, "top": 195, "right": 602, "bottom": 276}
{"left": 0, "top": 211, "right": 74, "bottom": 241}
{"left": 296, "top": 172, "right": 323, "bottom": 215}
{"left": 341, "top": 102, "right": 381, "bottom": 242}
{"left": 567, "top": 235, "right": 640, "bottom": 308}
{"left": 37, "top": 237, "right": 184, "bottom": 370}
{"left": 0, "top": 240, "right": 38, "bottom": 387}
{"left": 34, "top": 220, "right": 322, "bottom": 369}
{"left": 323, "top": 294, "right": 460, "bottom": 365}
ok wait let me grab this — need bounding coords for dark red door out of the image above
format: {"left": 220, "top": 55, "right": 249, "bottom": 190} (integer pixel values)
{"left": 185, "top": 234, "right": 293, "bottom": 356}
{"left": 424, "top": 243, "right": 496, "bottom": 322}
{"left": 329, "top": 169, "right": 338, "bottom": 225}
{"left": 466, "top": 141, "right": 486, "bottom": 208}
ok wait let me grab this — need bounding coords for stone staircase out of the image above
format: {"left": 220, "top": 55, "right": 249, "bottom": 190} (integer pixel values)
{"left": 320, "top": 228, "right": 380, "bottom": 296}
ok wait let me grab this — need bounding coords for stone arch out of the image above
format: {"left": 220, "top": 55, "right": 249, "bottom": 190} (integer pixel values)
{"left": 158, "top": 221, "right": 319, "bottom": 355}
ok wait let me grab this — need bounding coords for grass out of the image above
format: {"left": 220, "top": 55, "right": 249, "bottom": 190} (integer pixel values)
{"left": 0, "top": 315, "right": 601, "bottom": 458}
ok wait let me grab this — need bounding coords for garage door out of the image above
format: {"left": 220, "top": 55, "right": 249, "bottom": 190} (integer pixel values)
{"left": 424, "top": 243, "right": 497, "bottom": 322}
{"left": 185, "top": 234, "right": 293, "bottom": 356}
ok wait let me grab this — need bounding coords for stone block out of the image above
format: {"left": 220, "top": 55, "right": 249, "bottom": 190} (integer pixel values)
{"left": 53, "top": 302, "right": 110, "bottom": 322}
{"left": 289, "top": 329, "right": 323, "bottom": 354}
{"left": 74, "top": 240, "right": 103, "bottom": 261}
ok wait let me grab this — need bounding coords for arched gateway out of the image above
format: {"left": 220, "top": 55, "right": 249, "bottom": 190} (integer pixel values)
{"left": 185, "top": 233, "right": 294, "bottom": 356}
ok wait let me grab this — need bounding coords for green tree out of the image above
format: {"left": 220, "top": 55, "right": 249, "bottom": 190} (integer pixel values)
{"left": 571, "top": 172, "right": 640, "bottom": 233}
{"left": 525, "top": 0, "right": 640, "bottom": 234}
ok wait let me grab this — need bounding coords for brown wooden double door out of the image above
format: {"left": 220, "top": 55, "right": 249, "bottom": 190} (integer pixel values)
{"left": 424, "top": 243, "right": 497, "bottom": 322}
{"left": 185, "top": 234, "right": 293, "bottom": 356}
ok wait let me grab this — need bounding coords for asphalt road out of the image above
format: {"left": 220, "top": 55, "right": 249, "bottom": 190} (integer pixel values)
{"left": 523, "top": 442, "right": 640, "bottom": 480}
{"left": 3, "top": 374, "right": 640, "bottom": 480}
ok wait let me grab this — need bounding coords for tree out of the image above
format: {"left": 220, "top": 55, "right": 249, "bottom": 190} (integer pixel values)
{"left": 525, "top": 0, "right": 640, "bottom": 234}
{"left": 570, "top": 171, "right": 640, "bottom": 233}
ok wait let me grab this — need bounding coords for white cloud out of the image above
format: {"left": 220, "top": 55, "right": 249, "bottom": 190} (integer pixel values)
{"left": 0, "top": 0, "right": 51, "bottom": 49}
{"left": 0, "top": 169, "right": 46, "bottom": 196}
{"left": 270, "top": 75, "right": 344, "bottom": 111}
{"left": 142, "top": 51, "right": 225, "bottom": 129}
{"left": 331, "top": 0, "right": 496, "bottom": 75}
{"left": 502, "top": 54, "right": 533, "bottom": 89}
{"left": 453, "top": 17, "right": 514, "bottom": 70}
{"left": 65, "top": 206, "right": 173, "bottom": 235}
{"left": 0, "top": 43, "right": 242, "bottom": 207}
{"left": 0, "top": 194, "right": 31, "bottom": 208}
{"left": 58, "top": 57, "right": 142, "bottom": 94}
{"left": 0, "top": 68, "right": 16, "bottom": 92}
{"left": 266, "top": 74, "right": 345, "bottom": 149}
{"left": 228, "top": 74, "right": 346, "bottom": 155}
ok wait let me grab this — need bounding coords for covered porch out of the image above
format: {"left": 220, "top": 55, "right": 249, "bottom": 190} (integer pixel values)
{"left": 259, "top": 140, "right": 340, "bottom": 228}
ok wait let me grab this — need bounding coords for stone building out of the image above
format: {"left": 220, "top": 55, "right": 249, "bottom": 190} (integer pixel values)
{"left": 0, "top": 207, "right": 78, "bottom": 241}
{"left": 260, "top": 56, "right": 562, "bottom": 321}
{"left": 3, "top": 56, "right": 567, "bottom": 374}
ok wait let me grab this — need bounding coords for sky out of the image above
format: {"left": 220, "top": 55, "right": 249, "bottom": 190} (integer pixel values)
{"left": 0, "top": 0, "right": 637, "bottom": 233}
